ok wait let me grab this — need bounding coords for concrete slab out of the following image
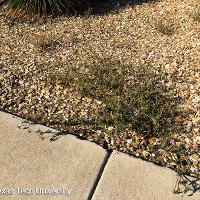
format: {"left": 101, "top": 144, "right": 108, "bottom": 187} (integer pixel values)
{"left": 92, "top": 151, "right": 200, "bottom": 200}
{"left": 0, "top": 111, "right": 108, "bottom": 200}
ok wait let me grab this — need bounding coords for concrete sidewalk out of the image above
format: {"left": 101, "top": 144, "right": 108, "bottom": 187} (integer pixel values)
{"left": 0, "top": 111, "right": 199, "bottom": 200}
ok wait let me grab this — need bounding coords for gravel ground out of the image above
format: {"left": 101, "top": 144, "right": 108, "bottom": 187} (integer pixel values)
{"left": 0, "top": 0, "right": 200, "bottom": 176}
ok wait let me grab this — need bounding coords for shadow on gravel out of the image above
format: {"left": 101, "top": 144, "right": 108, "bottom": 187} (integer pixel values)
{"left": 90, "top": 0, "right": 158, "bottom": 15}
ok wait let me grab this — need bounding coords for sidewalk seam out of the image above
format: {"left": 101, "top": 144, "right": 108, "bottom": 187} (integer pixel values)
{"left": 87, "top": 151, "right": 111, "bottom": 200}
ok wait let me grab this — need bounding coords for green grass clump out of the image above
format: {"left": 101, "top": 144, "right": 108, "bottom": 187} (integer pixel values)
{"left": 155, "top": 20, "right": 175, "bottom": 36}
{"left": 55, "top": 59, "right": 179, "bottom": 138}
{"left": 192, "top": 11, "right": 200, "bottom": 22}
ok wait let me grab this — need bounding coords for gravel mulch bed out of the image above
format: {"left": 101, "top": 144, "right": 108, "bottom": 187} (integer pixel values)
{"left": 0, "top": 0, "right": 200, "bottom": 177}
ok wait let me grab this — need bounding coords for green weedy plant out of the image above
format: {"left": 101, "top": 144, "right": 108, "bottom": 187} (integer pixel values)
{"left": 2, "top": 0, "right": 91, "bottom": 18}
{"left": 192, "top": 11, "right": 200, "bottom": 22}
{"left": 51, "top": 59, "right": 180, "bottom": 138}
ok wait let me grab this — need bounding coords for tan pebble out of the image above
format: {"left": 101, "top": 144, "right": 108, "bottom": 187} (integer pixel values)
{"left": 164, "top": 151, "right": 171, "bottom": 157}
{"left": 192, "top": 160, "right": 199, "bottom": 166}
{"left": 192, "top": 142, "right": 198, "bottom": 148}
{"left": 194, "top": 128, "right": 200, "bottom": 133}
{"left": 175, "top": 141, "right": 182, "bottom": 147}
{"left": 107, "top": 126, "right": 114, "bottom": 132}
{"left": 142, "top": 150, "right": 149, "bottom": 157}
{"left": 126, "top": 139, "right": 133, "bottom": 144}
{"left": 191, "top": 153, "right": 199, "bottom": 160}
{"left": 148, "top": 137, "right": 156, "bottom": 145}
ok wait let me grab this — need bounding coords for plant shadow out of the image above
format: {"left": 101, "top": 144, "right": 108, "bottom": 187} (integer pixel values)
{"left": 89, "top": 0, "right": 158, "bottom": 15}
{"left": 174, "top": 174, "right": 200, "bottom": 196}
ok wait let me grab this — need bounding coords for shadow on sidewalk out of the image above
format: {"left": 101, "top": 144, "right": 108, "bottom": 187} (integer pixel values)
{"left": 174, "top": 174, "right": 200, "bottom": 196}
